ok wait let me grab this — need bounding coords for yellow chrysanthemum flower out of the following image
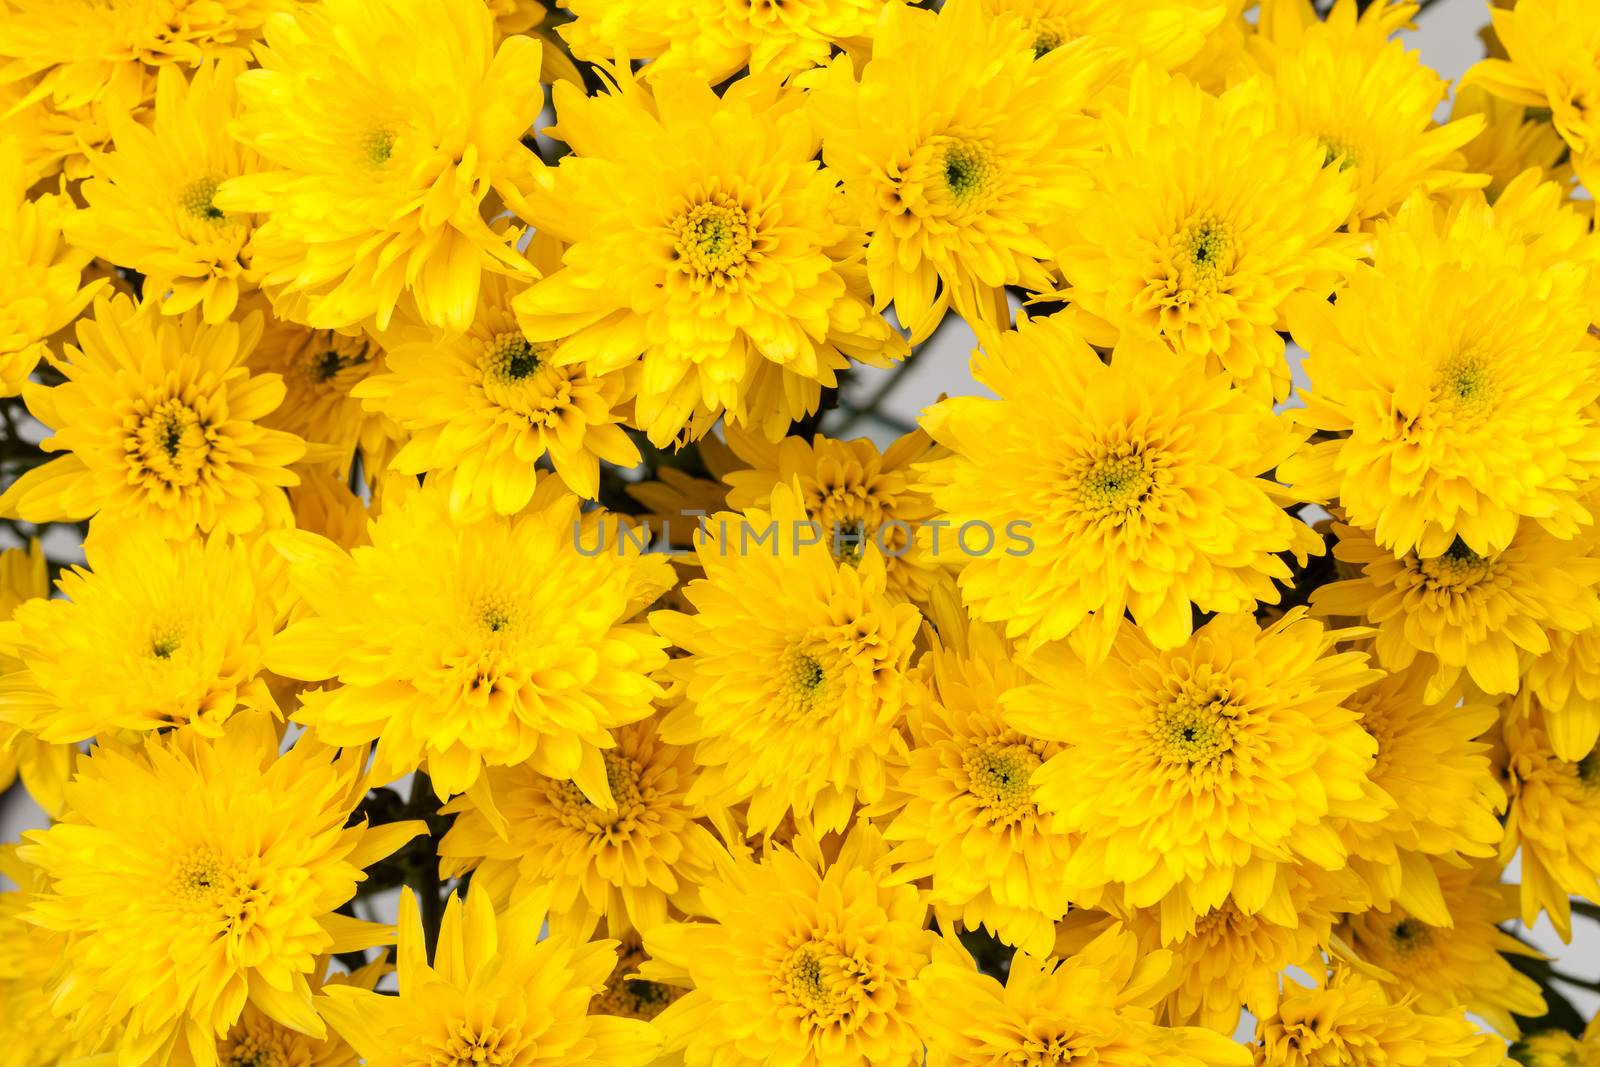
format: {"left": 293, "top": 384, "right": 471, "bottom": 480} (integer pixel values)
{"left": 1282, "top": 194, "right": 1600, "bottom": 560}
{"left": 1340, "top": 859, "right": 1546, "bottom": 1038}
{"left": 591, "top": 935, "right": 686, "bottom": 1028}
{"left": 358, "top": 268, "right": 639, "bottom": 510}
{"left": 0, "top": 137, "right": 103, "bottom": 396}
{"left": 1464, "top": 0, "right": 1600, "bottom": 192}
{"left": 0, "top": 540, "right": 77, "bottom": 816}
{"left": 19, "top": 714, "right": 424, "bottom": 1067}
{"left": 921, "top": 314, "right": 1319, "bottom": 664}
{"left": 1060, "top": 864, "right": 1361, "bottom": 1034}
{"left": 514, "top": 70, "right": 902, "bottom": 448}
{"left": 0, "top": 0, "right": 287, "bottom": 111}
{"left": 318, "top": 881, "right": 662, "bottom": 1067}
{"left": 248, "top": 310, "right": 400, "bottom": 481}
{"left": 267, "top": 475, "right": 674, "bottom": 800}
{"left": 0, "top": 294, "right": 306, "bottom": 537}
{"left": 0, "top": 528, "right": 284, "bottom": 744}
{"left": 1253, "top": 968, "right": 1505, "bottom": 1067}
{"left": 1336, "top": 665, "right": 1506, "bottom": 925}
{"left": 723, "top": 425, "right": 940, "bottom": 605}
{"left": 652, "top": 482, "right": 921, "bottom": 836}
{"left": 561, "top": 0, "right": 889, "bottom": 85}
{"left": 914, "top": 926, "right": 1250, "bottom": 1067}
{"left": 438, "top": 717, "right": 724, "bottom": 937}
{"left": 1051, "top": 66, "right": 1359, "bottom": 401}
{"left": 980, "top": 0, "right": 1226, "bottom": 71}
{"left": 216, "top": 0, "right": 544, "bottom": 333}
{"left": 64, "top": 59, "right": 261, "bottom": 323}
{"left": 0, "top": 70, "right": 151, "bottom": 186}
{"left": 1007, "top": 609, "right": 1386, "bottom": 930}
{"left": 1503, "top": 699, "right": 1600, "bottom": 941}
{"left": 640, "top": 823, "right": 933, "bottom": 1067}
{"left": 879, "top": 588, "right": 1071, "bottom": 956}
{"left": 1252, "top": 0, "right": 1486, "bottom": 225}
{"left": 806, "top": 0, "right": 1119, "bottom": 342}
{"left": 1313, "top": 520, "right": 1600, "bottom": 700}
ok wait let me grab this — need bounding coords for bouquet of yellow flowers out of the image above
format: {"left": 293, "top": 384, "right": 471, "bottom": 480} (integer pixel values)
{"left": 3, "top": 0, "right": 1600, "bottom": 1064}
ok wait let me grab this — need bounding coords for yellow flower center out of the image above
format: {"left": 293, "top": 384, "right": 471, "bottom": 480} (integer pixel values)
{"left": 1318, "top": 135, "right": 1360, "bottom": 171}
{"left": 168, "top": 847, "right": 263, "bottom": 930}
{"left": 1386, "top": 916, "right": 1434, "bottom": 956}
{"left": 476, "top": 328, "right": 572, "bottom": 428}
{"left": 549, "top": 749, "right": 648, "bottom": 841}
{"left": 1150, "top": 681, "right": 1241, "bottom": 770}
{"left": 941, "top": 139, "right": 1000, "bottom": 205}
{"left": 1576, "top": 750, "right": 1600, "bottom": 791}
{"left": 147, "top": 617, "right": 186, "bottom": 661}
{"left": 220, "top": 1023, "right": 295, "bottom": 1067}
{"left": 1416, "top": 537, "right": 1496, "bottom": 593}
{"left": 179, "top": 176, "right": 228, "bottom": 224}
{"left": 300, "top": 332, "right": 372, "bottom": 388}
{"left": 133, "top": 397, "right": 212, "bottom": 488}
{"left": 412, "top": 1016, "right": 531, "bottom": 1067}
{"left": 1176, "top": 216, "right": 1235, "bottom": 291}
{"left": 673, "top": 198, "right": 756, "bottom": 281}
{"left": 362, "top": 127, "right": 395, "bottom": 166}
{"left": 1432, "top": 351, "right": 1498, "bottom": 426}
{"left": 776, "top": 645, "right": 832, "bottom": 718}
{"left": 483, "top": 331, "right": 544, "bottom": 384}
{"left": 1077, "top": 448, "right": 1154, "bottom": 517}
{"left": 963, "top": 739, "right": 1041, "bottom": 824}
{"left": 779, "top": 941, "right": 873, "bottom": 1027}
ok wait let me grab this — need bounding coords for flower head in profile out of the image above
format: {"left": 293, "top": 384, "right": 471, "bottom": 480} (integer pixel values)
{"left": 1281, "top": 194, "right": 1600, "bottom": 560}
{"left": 880, "top": 588, "right": 1072, "bottom": 956}
{"left": 1340, "top": 859, "right": 1546, "bottom": 1038}
{"left": 19, "top": 714, "right": 423, "bottom": 1067}
{"left": 217, "top": 0, "right": 544, "bottom": 332}
{"left": 1051, "top": 66, "right": 1359, "bottom": 401}
{"left": 913, "top": 926, "right": 1250, "bottom": 1067}
{"left": 1252, "top": 0, "right": 1486, "bottom": 225}
{"left": 723, "top": 425, "right": 941, "bottom": 605}
{"left": 0, "top": 137, "right": 102, "bottom": 396}
{"left": 1252, "top": 967, "right": 1504, "bottom": 1067}
{"left": 1313, "top": 520, "right": 1600, "bottom": 700}
{"left": 1502, "top": 699, "right": 1600, "bottom": 941}
{"left": 64, "top": 59, "right": 261, "bottom": 323}
{"left": 1007, "top": 609, "right": 1386, "bottom": 930}
{"left": 562, "top": 0, "right": 890, "bottom": 85}
{"left": 1464, "top": 0, "right": 1600, "bottom": 191}
{"left": 806, "top": 0, "right": 1121, "bottom": 341}
{"left": 515, "top": 70, "right": 903, "bottom": 448}
{"left": 980, "top": 0, "right": 1226, "bottom": 71}
{"left": 439, "top": 717, "right": 724, "bottom": 938}
{"left": 267, "top": 475, "right": 674, "bottom": 800}
{"left": 1453, "top": 84, "right": 1574, "bottom": 201}
{"left": 641, "top": 823, "right": 933, "bottom": 1067}
{"left": 1510, "top": 1028, "right": 1600, "bottom": 1067}
{"left": 247, "top": 311, "right": 400, "bottom": 481}
{"left": 318, "top": 880, "right": 662, "bottom": 1067}
{"left": 652, "top": 482, "right": 921, "bottom": 836}
{"left": 921, "top": 314, "right": 1320, "bottom": 664}
{"left": 0, "top": 294, "right": 305, "bottom": 537}
{"left": 1525, "top": 629, "right": 1600, "bottom": 763}
{"left": 0, "top": 528, "right": 285, "bottom": 744}
{"left": 358, "top": 267, "right": 638, "bottom": 511}
{"left": 0, "top": 541, "right": 77, "bottom": 816}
